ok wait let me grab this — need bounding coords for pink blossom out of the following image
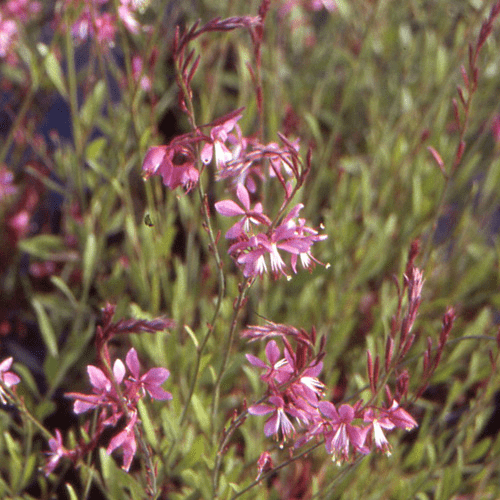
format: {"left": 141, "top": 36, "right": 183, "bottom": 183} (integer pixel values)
{"left": 382, "top": 400, "right": 418, "bottom": 431}
{"left": 215, "top": 184, "right": 271, "bottom": 239}
{"left": 142, "top": 144, "right": 199, "bottom": 191}
{"left": 66, "top": 359, "right": 125, "bottom": 414}
{"left": 363, "top": 408, "right": 394, "bottom": 455}
{"left": 249, "top": 395, "right": 300, "bottom": 444}
{"left": 118, "top": 0, "right": 140, "bottom": 34}
{"left": 132, "top": 55, "right": 151, "bottom": 91}
{"left": 107, "top": 410, "right": 138, "bottom": 471}
{"left": 0, "top": 357, "right": 21, "bottom": 403}
{"left": 228, "top": 204, "right": 326, "bottom": 278}
{"left": 255, "top": 451, "right": 273, "bottom": 481}
{"left": 44, "top": 429, "right": 71, "bottom": 476}
{"left": 4, "top": 0, "right": 41, "bottom": 21}
{"left": 319, "top": 402, "right": 369, "bottom": 463}
{"left": 246, "top": 340, "right": 292, "bottom": 385}
{"left": 124, "top": 348, "right": 172, "bottom": 401}
{"left": 0, "top": 15, "right": 17, "bottom": 60}
{"left": 94, "top": 13, "right": 117, "bottom": 44}
{"left": 201, "top": 112, "right": 243, "bottom": 168}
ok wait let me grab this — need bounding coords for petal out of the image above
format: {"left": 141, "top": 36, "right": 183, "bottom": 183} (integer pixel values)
{"left": 236, "top": 183, "right": 250, "bottom": 210}
{"left": 3, "top": 372, "right": 20, "bottom": 387}
{"left": 319, "top": 401, "right": 339, "bottom": 421}
{"left": 113, "top": 359, "right": 126, "bottom": 384}
{"left": 248, "top": 404, "right": 274, "bottom": 416}
{"left": 125, "top": 348, "right": 141, "bottom": 379}
{"left": 215, "top": 199, "right": 245, "bottom": 217}
{"left": 146, "top": 386, "right": 172, "bottom": 401}
{"left": 200, "top": 143, "right": 213, "bottom": 164}
{"left": 338, "top": 404, "right": 355, "bottom": 423}
{"left": 87, "top": 365, "right": 110, "bottom": 391}
{"left": 142, "top": 146, "right": 167, "bottom": 177}
{"left": 0, "top": 357, "right": 13, "bottom": 372}
{"left": 245, "top": 354, "right": 268, "bottom": 369}
{"left": 142, "top": 367, "right": 170, "bottom": 385}
{"left": 265, "top": 340, "right": 281, "bottom": 366}
{"left": 73, "top": 400, "right": 97, "bottom": 414}
{"left": 263, "top": 413, "right": 280, "bottom": 437}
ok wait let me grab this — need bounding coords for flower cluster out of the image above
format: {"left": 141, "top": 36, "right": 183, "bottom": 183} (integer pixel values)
{"left": 243, "top": 322, "right": 418, "bottom": 465}
{"left": 143, "top": 108, "right": 327, "bottom": 278}
{"left": 45, "top": 348, "right": 172, "bottom": 474}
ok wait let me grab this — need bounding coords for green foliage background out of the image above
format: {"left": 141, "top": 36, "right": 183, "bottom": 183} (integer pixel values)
{"left": 1, "top": 0, "right": 500, "bottom": 498}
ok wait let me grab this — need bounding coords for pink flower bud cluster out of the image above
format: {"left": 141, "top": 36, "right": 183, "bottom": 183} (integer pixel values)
{"left": 243, "top": 324, "right": 417, "bottom": 465}
{"left": 45, "top": 348, "right": 172, "bottom": 474}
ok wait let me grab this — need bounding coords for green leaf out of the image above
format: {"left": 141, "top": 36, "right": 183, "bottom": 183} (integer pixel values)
{"left": 31, "top": 297, "right": 58, "bottom": 357}
{"left": 50, "top": 276, "right": 78, "bottom": 309}
{"left": 82, "top": 234, "right": 98, "bottom": 293}
{"left": 21, "top": 454, "right": 37, "bottom": 491}
{"left": 80, "top": 80, "right": 106, "bottom": 128}
{"left": 468, "top": 438, "right": 491, "bottom": 463}
{"left": 18, "top": 235, "right": 74, "bottom": 261}
{"left": 65, "top": 483, "right": 79, "bottom": 500}
{"left": 191, "top": 394, "right": 209, "bottom": 433}
{"left": 43, "top": 50, "right": 68, "bottom": 98}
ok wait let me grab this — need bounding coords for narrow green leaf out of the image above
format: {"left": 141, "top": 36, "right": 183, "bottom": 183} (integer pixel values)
{"left": 44, "top": 51, "right": 68, "bottom": 98}
{"left": 31, "top": 297, "right": 58, "bottom": 357}
{"left": 83, "top": 234, "right": 98, "bottom": 293}
{"left": 50, "top": 276, "right": 78, "bottom": 309}
{"left": 65, "top": 483, "right": 79, "bottom": 500}
{"left": 191, "top": 394, "right": 209, "bottom": 433}
{"left": 18, "top": 235, "right": 70, "bottom": 261}
{"left": 80, "top": 80, "right": 106, "bottom": 128}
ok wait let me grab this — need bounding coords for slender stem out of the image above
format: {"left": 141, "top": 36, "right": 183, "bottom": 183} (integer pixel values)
{"left": 0, "top": 87, "right": 35, "bottom": 165}
{"left": 178, "top": 181, "right": 227, "bottom": 426}
{"left": 230, "top": 442, "right": 324, "bottom": 500}
{"left": 210, "top": 278, "right": 251, "bottom": 434}
{"left": 0, "top": 381, "right": 52, "bottom": 441}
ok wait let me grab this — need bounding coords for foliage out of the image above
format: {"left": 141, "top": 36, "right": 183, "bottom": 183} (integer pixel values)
{"left": 1, "top": 0, "right": 500, "bottom": 499}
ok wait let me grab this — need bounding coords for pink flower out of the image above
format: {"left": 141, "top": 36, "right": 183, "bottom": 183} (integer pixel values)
{"left": 142, "top": 144, "right": 199, "bottom": 191}
{"left": 124, "top": 348, "right": 172, "bottom": 401}
{"left": 249, "top": 395, "right": 299, "bottom": 444}
{"left": 0, "top": 357, "right": 21, "bottom": 403}
{"left": 0, "top": 16, "right": 17, "bottom": 60}
{"left": 382, "top": 400, "right": 418, "bottom": 431}
{"left": 246, "top": 340, "right": 292, "bottom": 385}
{"left": 66, "top": 359, "right": 125, "bottom": 414}
{"left": 215, "top": 184, "right": 271, "bottom": 239}
{"left": 44, "top": 429, "right": 71, "bottom": 476}
{"left": 107, "top": 410, "right": 138, "bottom": 471}
{"left": 118, "top": 0, "right": 140, "bottom": 35}
{"left": 363, "top": 408, "right": 394, "bottom": 455}
{"left": 201, "top": 112, "right": 243, "bottom": 168}
{"left": 94, "top": 13, "right": 117, "bottom": 44}
{"left": 228, "top": 204, "right": 326, "bottom": 278}
{"left": 319, "top": 402, "right": 369, "bottom": 463}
